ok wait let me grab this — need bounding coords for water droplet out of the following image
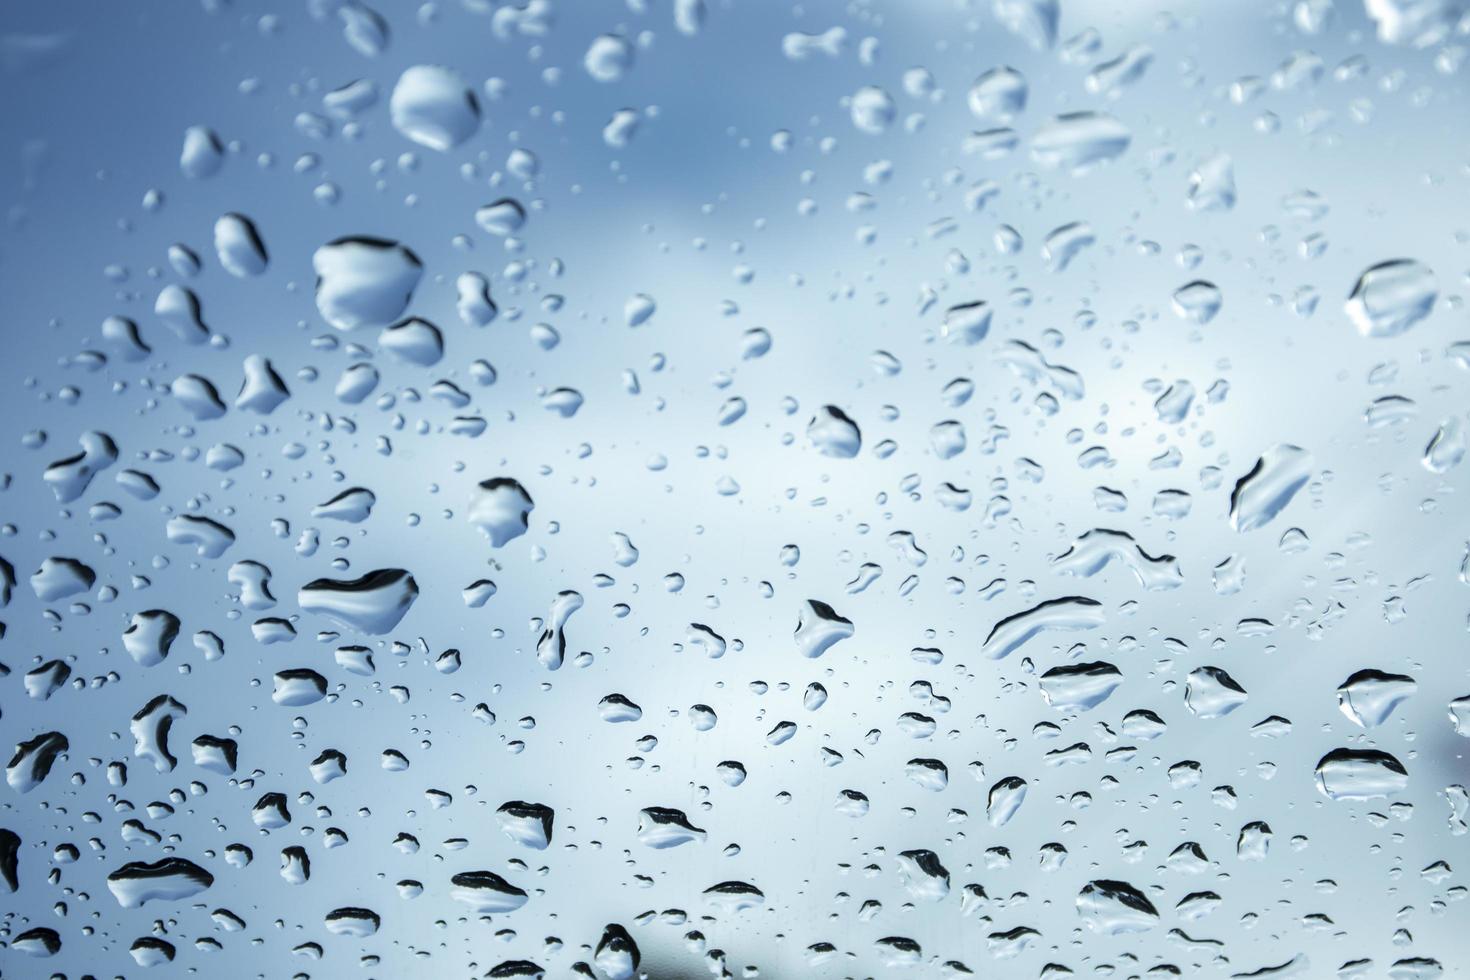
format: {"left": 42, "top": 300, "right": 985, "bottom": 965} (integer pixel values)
{"left": 390, "top": 65, "right": 479, "bottom": 151}
{"left": 313, "top": 237, "right": 423, "bottom": 331}
{"left": 1229, "top": 444, "right": 1313, "bottom": 531}
{"left": 298, "top": 569, "right": 419, "bottom": 635}
{"left": 584, "top": 35, "right": 635, "bottom": 83}
{"left": 1315, "top": 748, "right": 1409, "bottom": 801}
{"left": 1345, "top": 259, "right": 1438, "bottom": 338}
{"left": 1031, "top": 112, "right": 1131, "bottom": 172}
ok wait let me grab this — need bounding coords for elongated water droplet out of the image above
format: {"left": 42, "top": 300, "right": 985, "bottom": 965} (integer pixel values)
{"left": 298, "top": 569, "right": 419, "bottom": 635}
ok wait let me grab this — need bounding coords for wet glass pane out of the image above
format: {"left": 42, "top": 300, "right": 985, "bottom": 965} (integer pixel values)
{"left": 0, "top": 0, "right": 1466, "bottom": 976}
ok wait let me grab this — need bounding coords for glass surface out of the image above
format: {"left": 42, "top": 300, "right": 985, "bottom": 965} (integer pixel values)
{"left": 0, "top": 0, "right": 1467, "bottom": 976}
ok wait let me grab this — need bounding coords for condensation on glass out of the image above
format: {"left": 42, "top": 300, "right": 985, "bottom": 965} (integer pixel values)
{"left": 0, "top": 0, "right": 1466, "bottom": 977}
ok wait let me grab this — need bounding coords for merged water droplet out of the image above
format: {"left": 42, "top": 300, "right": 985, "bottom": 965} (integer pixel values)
{"left": 1229, "top": 444, "right": 1314, "bottom": 531}
{"left": 793, "top": 599, "right": 854, "bottom": 658}
{"left": 1337, "top": 669, "right": 1417, "bottom": 727}
{"left": 106, "top": 858, "right": 213, "bottom": 908}
{"left": 1315, "top": 748, "right": 1409, "bottom": 801}
{"left": 1031, "top": 112, "right": 1131, "bottom": 172}
{"left": 297, "top": 569, "right": 419, "bottom": 635}
{"left": 1077, "top": 879, "right": 1159, "bottom": 935}
{"left": 981, "top": 597, "right": 1105, "bottom": 660}
{"left": 312, "top": 237, "right": 423, "bottom": 331}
